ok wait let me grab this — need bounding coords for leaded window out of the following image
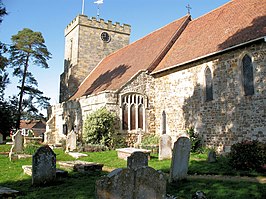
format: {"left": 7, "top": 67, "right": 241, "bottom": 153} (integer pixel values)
{"left": 242, "top": 54, "right": 254, "bottom": 96}
{"left": 205, "top": 67, "right": 213, "bottom": 101}
{"left": 121, "top": 94, "right": 145, "bottom": 131}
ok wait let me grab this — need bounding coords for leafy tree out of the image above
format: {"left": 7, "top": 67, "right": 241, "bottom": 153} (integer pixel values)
{"left": 0, "top": 98, "right": 17, "bottom": 139}
{"left": 0, "top": 0, "right": 8, "bottom": 94}
{"left": 9, "top": 28, "right": 51, "bottom": 129}
{"left": 0, "top": 0, "right": 14, "bottom": 138}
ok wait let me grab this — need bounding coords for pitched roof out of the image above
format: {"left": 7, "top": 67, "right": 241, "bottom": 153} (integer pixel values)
{"left": 70, "top": 15, "right": 191, "bottom": 99}
{"left": 20, "top": 120, "right": 46, "bottom": 129}
{"left": 153, "top": 0, "right": 266, "bottom": 73}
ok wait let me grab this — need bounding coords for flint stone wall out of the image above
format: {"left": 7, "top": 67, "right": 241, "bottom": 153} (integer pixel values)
{"left": 153, "top": 42, "right": 266, "bottom": 152}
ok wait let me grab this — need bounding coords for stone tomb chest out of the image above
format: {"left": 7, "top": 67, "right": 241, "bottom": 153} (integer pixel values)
{"left": 116, "top": 148, "right": 151, "bottom": 160}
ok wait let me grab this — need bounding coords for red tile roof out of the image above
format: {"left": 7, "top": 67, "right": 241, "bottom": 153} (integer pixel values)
{"left": 20, "top": 120, "right": 46, "bottom": 129}
{"left": 153, "top": 0, "right": 266, "bottom": 73}
{"left": 71, "top": 0, "right": 266, "bottom": 99}
{"left": 70, "top": 15, "right": 191, "bottom": 99}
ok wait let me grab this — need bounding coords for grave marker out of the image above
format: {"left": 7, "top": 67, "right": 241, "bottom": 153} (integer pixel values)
{"left": 96, "top": 151, "right": 167, "bottom": 199}
{"left": 127, "top": 151, "right": 148, "bottom": 170}
{"left": 66, "top": 130, "right": 77, "bottom": 152}
{"left": 10, "top": 130, "right": 24, "bottom": 153}
{"left": 170, "top": 137, "right": 191, "bottom": 182}
{"left": 159, "top": 134, "right": 172, "bottom": 160}
{"left": 32, "top": 145, "right": 56, "bottom": 186}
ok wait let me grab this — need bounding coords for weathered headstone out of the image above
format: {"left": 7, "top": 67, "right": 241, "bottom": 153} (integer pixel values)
{"left": 134, "top": 167, "right": 166, "bottom": 199}
{"left": 66, "top": 130, "right": 77, "bottom": 152}
{"left": 96, "top": 151, "right": 167, "bottom": 199}
{"left": 134, "top": 129, "right": 143, "bottom": 148}
{"left": 170, "top": 137, "right": 191, "bottom": 182}
{"left": 32, "top": 145, "right": 56, "bottom": 186}
{"left": 10, "top": 130, "right": 24, "bottom": 153}
{"left": 159, "top": 134, "right": 172, "bottom": 160}
{"left": 96, "top": 167, "right": 166, "bottom": 199}
{"left": 0, "top": 133, "right": 3, "bottom": 144}
{"left": 207, "top": 151, "right": 217, "bottom": 163}
{"left": 127, "top": 151, "right": 148, "bottom": 170}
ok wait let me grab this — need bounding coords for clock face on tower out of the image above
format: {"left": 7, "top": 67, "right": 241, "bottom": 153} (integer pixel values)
{"left": 101, "top": 32, "right": 111, "bottom": 43}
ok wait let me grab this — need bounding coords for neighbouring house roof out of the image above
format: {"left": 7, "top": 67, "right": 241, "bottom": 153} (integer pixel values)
{"left": 153, "top": 0, "right": 266, "bottom": 73}
{"left": 20, "top": 120, "right": 46, "bottom": 130}
{"left": 70, "top": 15, "right": 191, "bottom": 99}
{"left": 71, "top": 0, "right": 266, "bottom": 99}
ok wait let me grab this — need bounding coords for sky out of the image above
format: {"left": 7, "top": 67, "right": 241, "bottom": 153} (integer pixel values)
{"left": 1, "top": 0, "right": 230, "bottom": 109}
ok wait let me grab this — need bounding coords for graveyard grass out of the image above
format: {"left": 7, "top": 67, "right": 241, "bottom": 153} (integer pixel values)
{"left": 0, "top": 145, "right": 265, "bottom": 199}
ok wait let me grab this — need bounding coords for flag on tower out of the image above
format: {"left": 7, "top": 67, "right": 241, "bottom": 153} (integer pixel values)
{"left": 94, "top": 0, "right": 103, "bottom": 4}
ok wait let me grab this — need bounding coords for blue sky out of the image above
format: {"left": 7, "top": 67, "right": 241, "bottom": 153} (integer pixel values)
{"left": 1, "top": 0, "right": 230, "bottom": 107}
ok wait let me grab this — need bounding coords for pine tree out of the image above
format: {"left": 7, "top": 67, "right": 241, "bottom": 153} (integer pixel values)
{"left": 9, "top": 28, "right": 51, "bottom": 129}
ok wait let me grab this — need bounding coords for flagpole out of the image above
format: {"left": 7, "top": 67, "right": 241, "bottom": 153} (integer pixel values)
{"left": 82, "top": 0, "right": 85, "bottom": 15}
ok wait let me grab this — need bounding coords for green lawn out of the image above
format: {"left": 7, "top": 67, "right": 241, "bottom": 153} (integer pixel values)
{"left": 0, "top": 144, "right": 265, "bottom": 199}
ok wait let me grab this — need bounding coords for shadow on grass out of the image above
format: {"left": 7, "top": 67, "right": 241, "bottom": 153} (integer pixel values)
{"left": 167, "top": 179, "right": 266, "bottom": 199}
{"left": 0, "top": 170, "right": 108, "bottom": 199}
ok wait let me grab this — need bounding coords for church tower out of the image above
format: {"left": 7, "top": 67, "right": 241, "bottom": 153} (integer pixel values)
{"left": 59, "top": 15, "right": 131, "bottom": 102}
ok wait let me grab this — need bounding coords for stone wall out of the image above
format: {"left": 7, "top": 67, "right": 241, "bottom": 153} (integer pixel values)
{"left": 152, "top": 41, "right": 266, "bottom": 152}
{"left": 119, "top": 71, "right": 156, "bottom": 134}
{"left": 60, "top": 15, "right": 131, "bottom": 102}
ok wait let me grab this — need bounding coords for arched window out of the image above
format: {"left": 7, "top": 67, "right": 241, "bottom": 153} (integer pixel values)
{"left": 122, "top": 104, "right": 128, "bottom": 130}
{"left": 130, "top": 105, "right": 136, "bottom": 130}
{"left": 138, "top": 105, "right": 143, "bottom": 129}
{"left": 205, "top": 67, "right": 213, "bottom": 101}
{"left": 121, "top": 93, "right": 145, "bottom": 131}
{"left": 242, "top": 54, "right": 254, "bottom": 96}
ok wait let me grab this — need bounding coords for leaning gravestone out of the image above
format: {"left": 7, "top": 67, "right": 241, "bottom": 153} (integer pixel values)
{"left": 159, "top": 134, "right": 172, "bottom": 160}
{"left": 170, "top": 137, "right": 191, "bottom": 182}
{"left": 96, "top": 152, "right": 167, "bottom": 199}
{"left": 127, "top": 151, "right": 148, "bottom": 170}
{"left": 32, "top": 145, "right": 56, "bottom": 186}
{"left": 0, "top": 133, "right": 3, "bottom": 144}
{"left": 66, "top": 130, "right": 77, "bottom": 152}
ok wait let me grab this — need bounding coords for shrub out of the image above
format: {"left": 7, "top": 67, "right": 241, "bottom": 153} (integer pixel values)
{"left": 141, "top": 134, "right": 159, "bottom": 146}
{"left": 228, "top": 140, "right": 266, "bottom": 171}
{"left": 187, "top": 127, "right": 203, "bottom": 153}
{"left": 23, "top": 143, "right": 41, "bottom": 155}
{"left": 83, "top": 107, "right": 118, "bottom": 149}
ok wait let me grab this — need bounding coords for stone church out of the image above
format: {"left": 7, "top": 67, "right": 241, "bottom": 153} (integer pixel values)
{"left": 46, "top": 0, "right": 266, "bottom": 152}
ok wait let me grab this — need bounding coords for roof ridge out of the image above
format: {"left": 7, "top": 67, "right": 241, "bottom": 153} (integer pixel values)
{"left": 191, "top": 0, "right": 233, "bottom": 22}
{"left": 147, "top": 15, "right": 191, "bottom": 73}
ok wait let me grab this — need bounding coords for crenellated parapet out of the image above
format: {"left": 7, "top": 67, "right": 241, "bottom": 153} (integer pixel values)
{"left": 65, "top": 15, "right": 131, "bottom": 36}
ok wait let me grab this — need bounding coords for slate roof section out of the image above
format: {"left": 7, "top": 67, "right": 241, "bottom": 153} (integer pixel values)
{"left": 153, "top": 0, "right": 266, "bottom": 73}
{"left": 70, "top": 15, "right": 191, "bottom": 99}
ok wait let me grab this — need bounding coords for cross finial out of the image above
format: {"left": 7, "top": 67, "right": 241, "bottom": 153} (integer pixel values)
{"left": 186, "top": 4, "right": 192, "bottom": 15}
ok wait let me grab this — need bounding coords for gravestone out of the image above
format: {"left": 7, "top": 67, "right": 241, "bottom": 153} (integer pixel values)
{"left": 127, "top": 151, "right": 148, "bottom": 170}
{"left": 170, "top": 137, "right": 191, "bottom": 182}
{"left": 32, "top": 145, "right": 56, "bottom": 186}
{"left": 207, "top": 151, "right": 217, "bottom": 163}
{"left": 96, "top": 168, "right": 135, "bottom": 199}
{"left": 96, "top": 151, "right": 167, "bottom": 199}
{"left": 10, "top": 130, "right": 24, "bottom": 153}
{"left": 134, "top": 129, "right": 143, "bottom": 148}
{"left": 66, "top": 130, "right": 77, "bottom": 152}
{"left": 0, "top": 133, "right": 3, "bottom": 144}
{"left": 134, "top": 167, "right": 166, "bottom": 199}
{"left": 159, "top": 134, "right": 172, "bottom": 160}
